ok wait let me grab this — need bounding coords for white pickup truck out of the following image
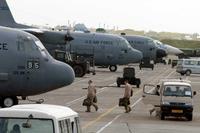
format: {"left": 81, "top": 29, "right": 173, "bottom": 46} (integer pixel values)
{"left": 0, "top": 104, "right": 82, "bottom": 133}
{"left": 142, "top": 79, "right": 196, "bottom": 121}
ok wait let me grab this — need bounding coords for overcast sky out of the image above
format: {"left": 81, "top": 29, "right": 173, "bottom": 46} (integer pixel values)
{"left": 7, "top": 0, "right": 200, "bottom": 33}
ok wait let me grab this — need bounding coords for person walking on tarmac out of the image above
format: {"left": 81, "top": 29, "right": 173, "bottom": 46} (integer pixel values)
{"left": 85, "top": 80, "right": 98, "bottom": 112}
{"left": 123, "top": 80, "right": 132, "bottom": 113}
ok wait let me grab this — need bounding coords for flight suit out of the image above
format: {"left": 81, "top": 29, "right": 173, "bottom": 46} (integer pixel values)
{"left": 86, "top": 83, "right": 98, "bottom": 112}
{"left": 123, "top": 83, "right": 132, "bottom": 113}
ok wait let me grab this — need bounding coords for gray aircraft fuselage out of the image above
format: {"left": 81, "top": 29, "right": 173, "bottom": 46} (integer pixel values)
{"left": 67, "top": 32, "right": 142, "bottom": 66}
{"left": 29, "top": 31, "right": 143, "bottom": 66}
{"left": 121, "top": 35, "right": 167, "bottom": 61}
{"left": 0, "top": 26, "right": 74, "bottom": 97}
{"left": 0, "top": 0, "right": 143, "bottom": 69}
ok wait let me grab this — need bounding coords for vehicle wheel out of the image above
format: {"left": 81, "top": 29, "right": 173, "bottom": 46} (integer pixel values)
{"left": 186, "top": 70, "right": 191, "bottom": 76}
{"left": 73, "top": 65, "right": 85, "bottom": 77}
{"left": 2, "top": 97, "right": 18, "bottom": 108}
{"left": 117, "top": 84, "right": 120, "bottom": 87}
{"left": 160, "top": 113, "right": 165, "bottom": 120}
{"left": 187, "top": 114, "right": 193, "bottom": 121}
{"left": 109, "top": 65, "right": 117, "bottom": 72}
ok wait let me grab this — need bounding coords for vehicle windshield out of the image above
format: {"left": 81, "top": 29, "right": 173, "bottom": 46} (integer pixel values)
{"left": 163, "top": 85, "right": 192, "bottom": 97}
{"left": 0, "top": 118, "right": 54, "bottom": 133}
{"left": 177, "top": 60, "right": 183, "bottom": 65}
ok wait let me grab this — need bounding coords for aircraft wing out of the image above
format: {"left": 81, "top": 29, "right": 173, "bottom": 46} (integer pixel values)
{"left": 22, "top": 28, "right": 45, "bottom": 36}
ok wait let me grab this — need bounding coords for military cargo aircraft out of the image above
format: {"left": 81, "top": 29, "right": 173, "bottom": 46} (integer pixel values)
{"left": 0, "top": 26, "right": 75, "bottom": 107}
{"left": 153, "top": 40, "right": 183, "bottom": 55}
{"left": 67, "top": 32, "right": 143, "bottom": 72}
{"left": 0, "top": 0, "right": 143, "bottom": 72}
{"left": 121, "top": 34, "right": 167, "bottom": 62}
{"left": 120, "top": 34, "right": 167, "bottom": 69}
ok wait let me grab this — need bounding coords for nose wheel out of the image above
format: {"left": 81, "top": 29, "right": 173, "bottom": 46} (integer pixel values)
{"left": 1, "top": 96, "right": 18, "bottom": 108}
{"left": 109, "top": 65, "right": 117, "bottom": 72}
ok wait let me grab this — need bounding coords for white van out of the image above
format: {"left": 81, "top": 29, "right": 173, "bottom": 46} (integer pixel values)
{"left": 176, "top": 58, "right": 200, "bottom": 76}
{"left": 143, "top": 79, "right": 196, "bottom": 121}
{"left": 0, "top": 104, "right": 82, "bottom": 133}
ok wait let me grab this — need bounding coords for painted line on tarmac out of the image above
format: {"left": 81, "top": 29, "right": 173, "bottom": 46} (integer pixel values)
{"left": 65, "top": 68, "right": 145, "bottom": 106}
{"left": 95, "top": 70, "right": 175, "bottom": 133}
{"left": 66, "top": 64, "right": 164, "bottom": 107}
{"left": 96, "top": 97, "right": 142, "bottom": 133}
{"left": 65, "top": 83, "right": 116, "bottom": 106}
{"left": 82, "top": 88, "right": 142, "bottom": 130}
{"left": 82, "top": 105, "right": 118, "bottom": 130}
{"left": 84, "top": 68, "right": 174, "bottom": 131}
{"left": 191, "top": 82, "right": 200, "bottom": 84}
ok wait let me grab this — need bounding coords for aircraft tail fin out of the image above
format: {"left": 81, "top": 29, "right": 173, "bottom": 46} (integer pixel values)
{"left": 0, "top": 0, "right": 17, "bottom": 26}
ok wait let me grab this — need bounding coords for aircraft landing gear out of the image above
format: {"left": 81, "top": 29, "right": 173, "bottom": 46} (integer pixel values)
{"left": 1, "top": 96, "right": 18, "bottom": 108}
{"left": 109, "top": 65, "right": 117, "bottom": 72}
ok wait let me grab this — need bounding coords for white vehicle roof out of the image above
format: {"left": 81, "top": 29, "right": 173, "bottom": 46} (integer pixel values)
{"left": 163, "top": 81, "right": 191, "bottom": 87}
{"left": 0, "top": 104, "right": 78, "bottom": 120}
{"left": 160, "top": 79, "right": 191, "bottom": 87}
{"left": 179, "top": 58, "right": 200, "bottom": 61}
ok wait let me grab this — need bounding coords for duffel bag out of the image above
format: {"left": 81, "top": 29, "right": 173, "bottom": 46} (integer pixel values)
{"left": 93, "top": 96, "right": 97, "bottom": 103}
{"left": 82, "top": 98, "right": 91, "bottom": 106}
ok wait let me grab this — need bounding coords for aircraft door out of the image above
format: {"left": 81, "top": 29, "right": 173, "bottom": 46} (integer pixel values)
{"left": 142, "top": 84, "right": 160, "bottom": 106}
{"left": 13, "top": 35, "right": 41, "bottom": 90}
{"left": 10, "top": 35, "right": 30, "bottom": 91}
{"left": 25, "top": 40, "right": 46, "bottom": 89}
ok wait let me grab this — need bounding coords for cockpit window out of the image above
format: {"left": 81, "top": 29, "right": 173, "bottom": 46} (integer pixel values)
{"left": 148, "top": 40, "right": 154, "bottom": 46}
{"left": 153, "top": 40, "right": 166, "bottom": 49}
{"left": 120, "top": 38, "right": 132, "bottom": 49}
{"left": 17, "top": 36, "right": 38, "bottom": 51}
{"left": 35, "top": 41, "right": 45, "bottom": 50}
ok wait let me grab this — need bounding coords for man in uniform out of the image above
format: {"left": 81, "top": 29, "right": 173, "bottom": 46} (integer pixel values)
{"left": 86, "top": 80, "right": 98, "bottom": 112}
{"left": 123, "top": 80, "right": 132, "bottom": 113}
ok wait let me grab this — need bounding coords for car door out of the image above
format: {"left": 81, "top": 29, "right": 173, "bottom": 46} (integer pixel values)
{"left": 142, "top": 84, "right": 160, "bottom": 106}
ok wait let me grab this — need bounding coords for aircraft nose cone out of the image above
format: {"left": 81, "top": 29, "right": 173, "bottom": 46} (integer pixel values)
{"left": 52, "top": 61, "right": 75, "bottom": 87}
{"left": 58, "top": 62, "right": 75, "bottom": 86}
{"left": 156, "top": 48, "right": 167, "bottom": 58}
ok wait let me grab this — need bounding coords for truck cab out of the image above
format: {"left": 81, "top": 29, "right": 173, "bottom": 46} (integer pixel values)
{"left": 143, "top": 79, "right": 196, "bottom": 121}
{"left": 54, "top": 50, "right": 93, "bottom": 77}
{"left": 0, "top": 104, "right": 82, "bottom": 133}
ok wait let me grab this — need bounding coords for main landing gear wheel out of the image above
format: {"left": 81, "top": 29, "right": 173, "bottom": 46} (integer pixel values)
{"left": 74, "top": 65, "right": 85, "bottom": 77}
{"left": 185, "top": 70, "right": 191, "bottom": 76}
{"left": 1, "top": 96, "right": 18, "bottom": 108}
{"left": 109, "top": 65, "right": 117, "bottom": 72}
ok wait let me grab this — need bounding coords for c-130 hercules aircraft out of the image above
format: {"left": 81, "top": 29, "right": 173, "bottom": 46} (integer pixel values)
{"left": 0, "top": 26, "right": 75, "bottom": 107}
{"left": 0, "top": 0, "right": 143, "bottom": 73}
